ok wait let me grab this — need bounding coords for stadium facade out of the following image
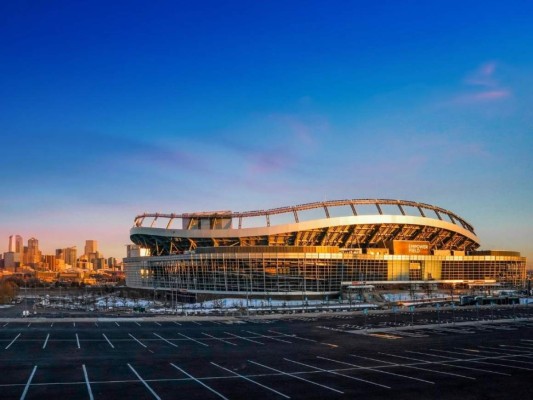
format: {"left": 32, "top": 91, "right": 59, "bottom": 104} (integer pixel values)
{"left": 124, "top": 199, "right": 526, "bottom": 298}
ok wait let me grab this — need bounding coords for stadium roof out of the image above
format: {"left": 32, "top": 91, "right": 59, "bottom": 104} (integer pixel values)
{"left": 130, "top": 199, "right": 480, "bottom": 256}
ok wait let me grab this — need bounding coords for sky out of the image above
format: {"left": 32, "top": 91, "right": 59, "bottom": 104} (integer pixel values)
{"left": 0, "top": 1, "right": 532, "bottom": 267}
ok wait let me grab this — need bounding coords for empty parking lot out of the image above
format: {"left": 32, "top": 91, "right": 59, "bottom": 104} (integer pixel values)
{"left": 1, "top": 310, "right": 532, "bottom": 399}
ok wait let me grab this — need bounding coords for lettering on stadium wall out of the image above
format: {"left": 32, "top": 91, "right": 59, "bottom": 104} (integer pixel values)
{"left": 390, "top": 240, "right": 431, "bottom": 255}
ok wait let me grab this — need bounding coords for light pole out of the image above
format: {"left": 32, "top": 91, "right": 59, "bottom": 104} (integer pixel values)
{"left": 451, "top": 302, "right": 456, "bottom": 325}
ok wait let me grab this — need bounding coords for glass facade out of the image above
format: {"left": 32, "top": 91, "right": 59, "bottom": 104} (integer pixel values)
{"left": 124, "top": 247, "right": 526, "bottom": 296}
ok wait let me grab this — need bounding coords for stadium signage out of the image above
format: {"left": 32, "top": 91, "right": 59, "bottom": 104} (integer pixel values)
{"left": 392, "top": 240, "right": 430, "bottom": 255}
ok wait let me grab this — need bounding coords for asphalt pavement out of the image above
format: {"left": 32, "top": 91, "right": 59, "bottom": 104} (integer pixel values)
{"left": 0, "top": 306, "right": 532, "bottom": 399}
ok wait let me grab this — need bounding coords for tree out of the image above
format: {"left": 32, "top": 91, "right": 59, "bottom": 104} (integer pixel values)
{"left": 0, "top": 280, "right": 19, "bottom": 304}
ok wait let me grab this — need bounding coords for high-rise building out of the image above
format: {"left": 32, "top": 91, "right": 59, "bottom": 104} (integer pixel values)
{"left": 64, "top": 247, "right": 77, "bottom": 267}
{"left": 107, "top": 257, "right": 117, "bottom": 268}
{"left": 25, "top": 237, "right": 42, "bottom": 265}
{"left": 94, "top": 257, "right": 106, "bottom": 270}
{"left": 8, "top": 235, "right": 23, "bottom": 254}
{"left": 84, "top": 240, "right": 98, "bottom": 256}
{"left": 55, "top": 248, "right": 64, "bottom": 260}
{"left": 43, "top": 255, "right": 56, "bottom": 271}
{"left": 3, "top": 252, "right": 20, "bottom": 272}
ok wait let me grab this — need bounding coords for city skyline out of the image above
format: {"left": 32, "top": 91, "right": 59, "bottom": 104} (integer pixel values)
{"left": 1, "top": 1, "right": 532, "bottom": 266}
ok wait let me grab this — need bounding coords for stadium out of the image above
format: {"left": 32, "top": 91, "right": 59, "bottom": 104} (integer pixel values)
{"left": 124, "top": 199, "right": 526, "bottom": 298}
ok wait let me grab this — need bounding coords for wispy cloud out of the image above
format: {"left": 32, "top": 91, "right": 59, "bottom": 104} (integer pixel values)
{"left": 453, "top": 89, "right": 511, "bottom": 105}
{"left": 464, "top": 61, "right": 498, "bottom": 87}
{"left": 449, "top": 61, "right": 512, "bottom": 105}
{"left": 268, "top": 113, "right": 327, "bottom": 147}
{"left": 210, "top": 112, "right": 328, "bottom": 178}
{"left": 246, "top": 147, "right": 293, "bottom": 174}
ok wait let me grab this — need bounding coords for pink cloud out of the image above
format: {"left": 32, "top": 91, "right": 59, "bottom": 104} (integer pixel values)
{"left": 267, "top": 113, "right": 329, "bottom": 147}
{"left": 247, "top": 148, "right": 292, "bottom": 174}
{"left": 465, "top": 62, "right": 498, "bottom": 87}
{"left": 472, "top": 90, "right": 511, "bottom": 100}
{"left": 453, "top": 89, "right": 511, "bottom": 104}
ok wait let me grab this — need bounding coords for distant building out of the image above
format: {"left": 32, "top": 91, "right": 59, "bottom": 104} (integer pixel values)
{"left": 25, "top": 237, "right": 41, "bottom": 265}
{"left": 77, "top": 257, "right": 94, "bottom": 271}
{"left": 94, "top": 257, "right": 106, "bottom": 270}
{"left": 64, "top": 247, "right": 77, "bottom": 267}
{"left": 3, "top": 251, "right": 20, "bottom": 272}
{"left": 84, "top": 240, "right": 98, "bottom": 256}
{"left": 55, "top": 248, "right": 64, "bottom": 259}
{"left": 43, "top": 255, "right": 56, "bottom": 271}
{"left": 55, "top": 258, "right": 66, "bottom": 272}
{"left": 107, "top": 257, "right": 117, "bottom": 268}
{"left": 8, "top": 235, "right": 23, "bottom": 254}
{"left": 35, "top": 270, "right": 58, "bottom": 283}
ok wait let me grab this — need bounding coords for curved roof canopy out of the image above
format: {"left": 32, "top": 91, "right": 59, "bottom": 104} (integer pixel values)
{"left": 130, "top": 199, "right": 480, "bottom": 256}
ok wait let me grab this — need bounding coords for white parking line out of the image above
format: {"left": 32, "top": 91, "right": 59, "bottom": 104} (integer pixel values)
{"left": 82, "top": 364, "right": 94, "bottom": 400}
{"left": 173, "top": 321, "right": 182, "bottom": 326}
{"left": 76, "top": 333, "right": 80, "bottom": 349}
{"left": 268, "top": 330, "right": 317, "bottom": 343}
{"left": 5, "top": 333, "right": 21, "bottom": 349}
{"left": 170, "top": 362, "right": 229, "bottom": 400}
{"left": 224, "top": 331, "right": 264, "bottom": 345}
{"left": 102, "top": 334, "right": 115, "bottom": 349}
{"left": 177, "top": 332, "right": 209, "bottom": 347}
{"left": 154, "top": 322, "right": 162, "bottom": 326}
{"left": 27, "top": 323, "right": 31, "bottom": 328}
{"left": 496, "top": 344, "right": 533, "bottom": 351}
{"left": 430, "top": 349, "right": 533, "bottom": 371}
{"left": 115, "top": 322, "right": 120, "bottom": 327}
{"left": 470, "top": 349, "right": 533, "bottom": 365}
{"left": 471, "top": 347, "right": 533, "bottom": 364}
{"left": 135, "top": 322, "right": 141, "bottom": 327}
{"left": 50, "top": 323, "right": 53, "bottom": 328}
{"left": 245, "top": 330, "right": 292, "bottom": 344}
{"left": 201, "top": 332, "right": 237, "bottom": 346}
{"left": 73, "top": 322, "right": 76, "bottom": 328}
{"left": 317, "top": 355, "right": 434, "bottom": 384}
{"left": 405, "top": 351, "right": 511, "bottom": 376}
{"left": 128, "top": 363, "right": 161, "bottom": 400}
{"left": 284, "top": 357, "right": 390, "bottom": 389}
{"left": 42, "top": 334, "right": 50, "bottom": 349}
{"left": 191, "top": 321, "right": 201, "bottom": 325}
{"left": 153, "top": 333, "right": 178, "bottom": 347}
{"left": 129, "top": 333, "right": 147, "bottom": 348}
{"left": 2, "top": 322, "right": 8, "bottom": 327}
{"left": 210, "top": 321, "right": 221, "bottom": 325}
{"left": 379, "top": 353, "right": 476, "bottom": 380}
{"left": 211, "top": 361, "right": 290, "bottom": 399}
{"left": 248, "top": 360, "right": 344, "bottom": 394}
{"left": 20, "top": 365, "right": 37, "bottom": 400}
{"left": 94, "top": 323, "right": 98, "bottom": 327}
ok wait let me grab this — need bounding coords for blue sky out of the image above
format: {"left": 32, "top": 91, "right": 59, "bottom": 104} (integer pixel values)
{"left": 1, "top": 1, "right": 531, "bottom": 266}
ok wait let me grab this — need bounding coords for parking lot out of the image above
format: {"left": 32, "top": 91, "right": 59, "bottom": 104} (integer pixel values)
{"left": 1, "top": 308, "right": 532, "bottom": 399}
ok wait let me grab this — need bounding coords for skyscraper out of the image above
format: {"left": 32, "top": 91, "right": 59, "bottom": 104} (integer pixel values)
{"left": 25, "top": 237, "right": 41, "bottom": 265}
{"left": 8, "top": 235, "right": 23, "bottom": 254}
{"left": 84, "top": 240, "right": 98, "bottom": 255}
{"left": 64, "top": 246, "right": 77, "bottom": 267}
